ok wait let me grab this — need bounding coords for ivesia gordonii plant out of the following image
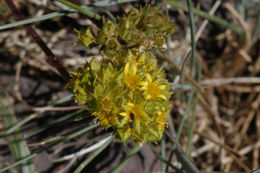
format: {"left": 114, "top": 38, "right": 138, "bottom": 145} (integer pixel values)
{"left": 67, "top": 6, "right": 176, "bottom": 143}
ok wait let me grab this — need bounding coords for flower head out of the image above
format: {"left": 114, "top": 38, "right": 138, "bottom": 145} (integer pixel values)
{"left": 140, "top": 74, "right": 167, "bottom": 100}
{"left": 119, "top": 102, "right": 150, "bottom": 133}
{"left": 68, "top": 6, "right": 175, "bottom": 143}
{"left": 124, "top": 63, "right": 140, "bottom": 89}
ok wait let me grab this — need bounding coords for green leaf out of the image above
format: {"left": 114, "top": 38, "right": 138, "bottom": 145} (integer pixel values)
{"left": 0, "top": 93, "right": 36, "bottom": 173}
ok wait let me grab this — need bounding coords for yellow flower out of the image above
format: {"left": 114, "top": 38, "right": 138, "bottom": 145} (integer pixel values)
{"left": 124, "top": 63, "right": 140, "bottom": 89}
{"left": 140, "top": 74, "right": 167, "bottom": 100}
{"left": 119, "top": 102, "right": 149, "bottom": 133}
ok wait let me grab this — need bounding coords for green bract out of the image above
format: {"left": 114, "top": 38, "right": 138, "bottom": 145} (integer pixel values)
{"left": 67, "top": 6, "right": 176, "bottom": 143}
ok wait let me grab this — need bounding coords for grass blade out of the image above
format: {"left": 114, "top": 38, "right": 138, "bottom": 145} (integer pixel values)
{"left": 186, "top": 0, "right": 196, "bottom": 75}
{"left": 25, "top": 109, "right": 85, "bottom": 139}
{"left": 0, "top": 11, "right": 71, "bottom": 30}
{"left": 161, "top": 136, "right": 166, "bottom": 171}
{"left": 166, "top": 91, "right": 194, "bottom": 171}
{"left": 56, "top": 0, "right": 101, "bottom": 20}
{"left": 74, "top": 135, "right": 114, "bottom": 173}
{"left": 0, "top": 121, "right": 99, "bottom": 172}
{"left": 0, "top": 95, "right": 73, "bottom": 138}
{"left": 0, "top": 0, "right": 138, "bottom": 31}
{"left": 186, "top": 60, "right": 201, "bottom": 155}
{"left": 0, "top": 92, "right": 36, "bottom": 173}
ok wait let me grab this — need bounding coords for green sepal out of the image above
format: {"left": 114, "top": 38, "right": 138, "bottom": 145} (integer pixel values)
{"left": 74, "top": 28, "right": 95, "bottom": 48}
{"left": 90, "top": 57, "right": 101, "bottom": 71}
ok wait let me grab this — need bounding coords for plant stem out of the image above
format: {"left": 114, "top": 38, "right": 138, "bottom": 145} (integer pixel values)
{"left": 56, "top": 0, "right": 101, "bottom": 20}
{"left": 186, "top": 0, "right": 196, "bottom": 75}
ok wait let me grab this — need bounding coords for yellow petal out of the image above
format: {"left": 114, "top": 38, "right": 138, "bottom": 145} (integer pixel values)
{"left": 127, "top": 102, "right": 134, "bottom": 107}
{"left": 146, "top": 73, "right": 152, "bottom": 83}
{"left": 124, "top": 63, "right": 129, "bottom": 75}
{"left": 157, "top": 111, "right": 162, "bottom": 115}
{"left": 132, "top": 64, "right": 137, "bottom": 75}
{"left": 140, "top": 85, "right": 147, "bottom": 90}
{"left": 119, "top": 112, "right": 128, "bottom": 116}
{"left": 139, "top": 81, "right": 148, "bottom": 86}
{"left": 159, "top": 95, "right": 167, "bottom": 100}
{"left": 135, "top": 121, "right": 141, "bottom": 133}
{"left": 159, "top": 85, "right": 166, "bottom": 89}
{"left": 146, "top": 95, "right": 152, "bottom": 99}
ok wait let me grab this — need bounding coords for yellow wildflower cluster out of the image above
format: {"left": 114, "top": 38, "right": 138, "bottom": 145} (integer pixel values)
{"left": 67, "top": 6, "right": 176, "bottom": 143}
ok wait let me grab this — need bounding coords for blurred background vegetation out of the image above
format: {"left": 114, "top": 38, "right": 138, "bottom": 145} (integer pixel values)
{"left": 0, "top": 0, "right": 260, "bottom": 172}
